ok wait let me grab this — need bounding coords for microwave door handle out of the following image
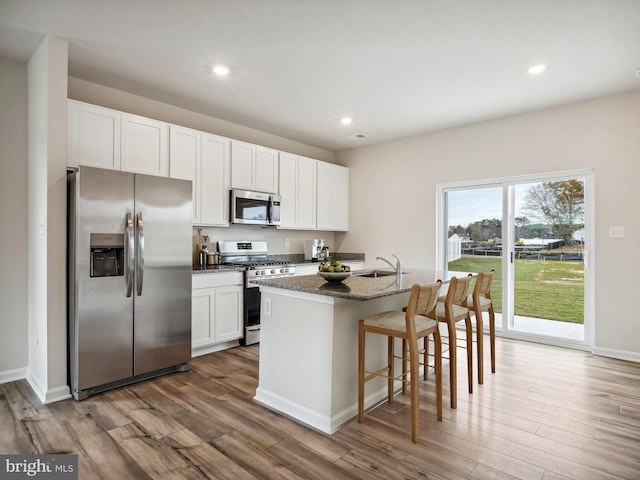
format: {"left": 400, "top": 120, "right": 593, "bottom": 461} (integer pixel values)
{"left": 125, "top": 212, "right": 134, "bottom": 297}
{"left": 136, "top": 212, "right": 144, "bottom": 296}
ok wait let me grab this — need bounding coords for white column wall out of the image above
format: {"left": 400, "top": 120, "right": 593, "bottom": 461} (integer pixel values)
{"left": 27, "top": 36, "right": 70, "bottom": 402}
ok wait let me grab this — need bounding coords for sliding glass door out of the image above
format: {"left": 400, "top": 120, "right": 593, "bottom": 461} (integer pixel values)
{"left": 439, "top": 171, "right": 593, "bottom": 348}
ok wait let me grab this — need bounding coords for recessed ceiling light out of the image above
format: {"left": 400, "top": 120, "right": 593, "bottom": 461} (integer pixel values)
{"left": 340, "top": 117, "right": 353, "bottom": 125}
{"left": 527, "top": 64, "right": 546, "bottom": 75}
{"left": 213, "top": 65, "right": 230, "bottom": 76}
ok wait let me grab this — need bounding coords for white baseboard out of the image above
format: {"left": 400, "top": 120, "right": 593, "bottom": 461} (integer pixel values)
{"left": 192, "top": 339, "right": 240, "bottom": 358}
{"left": 0, "top": 367, "right": 28, "bottom": 384}
{"left": 45, "top": 385, "right": 71, "bottom": 404}
{"left": 26, "top": 372, "right": 71, "bottom": 404}
{"left": 592, "top": 347, "right": 640, "bottom": 364}
{"left": 254, "top": 383, "right": 390, "bottom": 435}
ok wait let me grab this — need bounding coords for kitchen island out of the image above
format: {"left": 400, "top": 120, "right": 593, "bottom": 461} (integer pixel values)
{"left": 251, "top": 269, "right": 450, "bottom": 434}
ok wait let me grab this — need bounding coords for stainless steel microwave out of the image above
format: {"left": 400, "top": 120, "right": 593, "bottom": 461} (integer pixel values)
{"left": 230, "top": 189, "right": 281, "bottom": 226}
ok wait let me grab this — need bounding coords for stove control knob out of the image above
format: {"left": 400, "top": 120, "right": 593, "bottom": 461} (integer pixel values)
{"left": 260, "top": 270, "right": 266, "bottom": 276}
{"left": 255, "top": 270, "right": 262, "bottom": 276}
{"left": 271, "top": 269, "right": 276, "bottom": 275}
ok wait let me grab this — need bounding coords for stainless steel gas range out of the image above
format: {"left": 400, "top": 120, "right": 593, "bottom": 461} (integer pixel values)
{"left": 218, "top": 241, "right": 295, "bottom": 345}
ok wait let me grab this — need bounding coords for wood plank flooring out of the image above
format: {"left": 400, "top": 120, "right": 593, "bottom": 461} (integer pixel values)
{"left": 2, "top": 337, "right": 640, "bottom": 479}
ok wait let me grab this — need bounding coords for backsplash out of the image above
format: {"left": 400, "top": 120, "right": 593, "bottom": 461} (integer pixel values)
{"left": 194, "top": 225, "right": 337, "bottom": 255}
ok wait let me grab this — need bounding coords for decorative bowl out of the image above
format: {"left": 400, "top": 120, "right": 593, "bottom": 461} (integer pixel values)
{"left": 317, "top": 271, "right": 352, "bottom": 283}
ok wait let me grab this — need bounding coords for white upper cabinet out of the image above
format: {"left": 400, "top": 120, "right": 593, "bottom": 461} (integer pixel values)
{"left": 169, "top": 125, "right": 230, "bottom": 226}
{"left": 68, "top": 100, "right": 121, "bottom": 170}
{"left": 278, "top": 152, "right": 317, "bottom": 229}
{"left": 121, "top": 113, "right": 169, "bottom": 176}
{"left": 317, "top": 162, "right": 349, "bottom": 231}
{"left": 200, "top": 133, "right": 230, "bottom": 226}
{"left": 169, "top": 125, "right": 200, "bottom": 221}
{"left": 231, "top": 141, "right": 279, "bottom": 193}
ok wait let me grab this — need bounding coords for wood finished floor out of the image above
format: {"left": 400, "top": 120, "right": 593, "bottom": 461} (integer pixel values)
{"left": 2, "top": 337, "right": 640, "bottom": 480}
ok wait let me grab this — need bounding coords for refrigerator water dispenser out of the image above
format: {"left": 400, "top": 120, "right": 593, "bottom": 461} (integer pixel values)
{"left": 90, "top": 233, "right": 124, "bottom": 277}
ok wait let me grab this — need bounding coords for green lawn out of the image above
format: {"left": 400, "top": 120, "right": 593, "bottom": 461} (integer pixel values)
{"left": 448, "top": 256, "right": 584, "bottom": 324}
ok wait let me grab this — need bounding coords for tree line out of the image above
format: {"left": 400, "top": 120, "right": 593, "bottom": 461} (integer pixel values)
{"left": 449, "top": 180, "right": 584, "bottom": 245}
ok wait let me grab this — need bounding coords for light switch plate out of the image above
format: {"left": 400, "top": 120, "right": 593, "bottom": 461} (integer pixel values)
{"left": 264, "top": 298, "right": 272, "bottom": 316}
{"left": 609, "top": 226, "right": 624, "bottom": 239}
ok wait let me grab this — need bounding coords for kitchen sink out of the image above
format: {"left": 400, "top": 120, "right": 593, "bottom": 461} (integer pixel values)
{"left": 355, "top": 270, "right": 404, "bottom": 278}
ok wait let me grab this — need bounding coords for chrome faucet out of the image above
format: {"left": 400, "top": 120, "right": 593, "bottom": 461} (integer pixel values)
{"left": 376, "top": 254, "right": 402, "bottom": 280}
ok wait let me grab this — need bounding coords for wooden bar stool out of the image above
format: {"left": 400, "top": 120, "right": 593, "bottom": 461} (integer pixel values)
{"left": 358, "top": 281, "right": 443, "bottom": 443}
{"left": 431, "top": 274, "right": 474, "bottom": 409}
{"left": 466, "top": 269, "right": 496, "bottom": 384}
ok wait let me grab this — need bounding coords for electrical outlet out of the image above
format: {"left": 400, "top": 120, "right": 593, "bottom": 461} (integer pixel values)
{"left": 284, "top": 238, "right": 289, "bottom": 247}
{"left": 609, "top": 226, "right": 624, "bottom": 239}
{"left": 264, "top": 298, "right": 272, "bottom": 316}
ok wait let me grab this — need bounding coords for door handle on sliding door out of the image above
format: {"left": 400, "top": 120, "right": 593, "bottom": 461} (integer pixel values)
{"left": 136, "top": 212, "right": 144, "bottom": 296}
{"left": 125, "top": 212, "right": 134, "bottom": 297}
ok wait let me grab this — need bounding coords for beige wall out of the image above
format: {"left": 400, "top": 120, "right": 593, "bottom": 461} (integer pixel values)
{"left": 337, "top": 90, "right": 640, "bottom": 360}
{"left": 0, "top": 57, "right": 29, "bottom": 380}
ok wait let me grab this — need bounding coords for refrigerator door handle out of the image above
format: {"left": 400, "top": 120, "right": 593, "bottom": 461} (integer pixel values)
{"left": 136, "top": 212, "right": 145, "bottom": 296}
{"left": 125, "top": 212, "right": 134, "bottom": 297}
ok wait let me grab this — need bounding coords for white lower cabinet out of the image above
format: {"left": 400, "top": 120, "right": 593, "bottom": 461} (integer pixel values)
{"left": 192, "top": 272, "right": 243, "bottom": 355}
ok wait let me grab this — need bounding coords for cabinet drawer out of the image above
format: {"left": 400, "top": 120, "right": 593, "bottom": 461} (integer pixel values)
{"left": 192, "top": 271, "right": 243, "bottom": 289}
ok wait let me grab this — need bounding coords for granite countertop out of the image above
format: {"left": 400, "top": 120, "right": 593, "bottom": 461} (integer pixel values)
{"left": 251, "top": 269, "right": 454, "bottom": 301}
{"left": 192, "top": 265, "right": 246, "bottom": 274}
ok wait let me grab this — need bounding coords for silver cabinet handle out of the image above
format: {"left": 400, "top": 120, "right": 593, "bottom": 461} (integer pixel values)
{"left": 125, "top": 212, "right": 134, "bottom": 297}
{"left": 136, "top": 212, "right": 144, "bottom": 296}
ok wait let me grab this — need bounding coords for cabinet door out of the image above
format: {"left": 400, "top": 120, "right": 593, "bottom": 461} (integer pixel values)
{"left": 333, "top": 164, "right": 349, "bottom": 230}
{"left": 214, "top": 285, "right": 243, "bottom": 342}
{"left": 121, "top": 113, "right": 169, "bottom": 176}
{"left": 169, "top": 125, "right": 200, "bottom": 222}
{"left": 231, "top": 141, "right": 255, "bottom": 190}
{"left": 68, "top": 100, "right": 121, "bottom": 169}
{"left": 200, "top": 133, "right": 231, "bottom": 226}
{"left": 296, "top": 156, "right": 317, "bottom": 229}
{"left": 317, "top": 162, "right": 349, "bottom": 231}
{"left": 192, "top": 287, "right": 215, "bottom": 349}
{"left": 278, "top": 152, "right": 298, "bottom": 228}
{"left": 255, "top": 146, "right": 279, "bottom": 193}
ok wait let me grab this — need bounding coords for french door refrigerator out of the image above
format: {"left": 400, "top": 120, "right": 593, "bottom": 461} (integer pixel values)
{"left": 68, "top": 165, "right": 192, "bottom": 400}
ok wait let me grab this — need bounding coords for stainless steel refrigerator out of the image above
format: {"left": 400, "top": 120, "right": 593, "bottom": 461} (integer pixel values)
{"left": 68, "top": 165, "right": 192, "bottom": 400}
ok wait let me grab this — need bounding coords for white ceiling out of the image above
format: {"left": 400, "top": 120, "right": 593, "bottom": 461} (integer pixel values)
{"left": 1, "top": 0, "right": 639, "bottom": 151}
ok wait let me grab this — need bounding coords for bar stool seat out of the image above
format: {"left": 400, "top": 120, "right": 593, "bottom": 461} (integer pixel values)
{"left": 358, "top": 281, "right": 443, "bottom": 443}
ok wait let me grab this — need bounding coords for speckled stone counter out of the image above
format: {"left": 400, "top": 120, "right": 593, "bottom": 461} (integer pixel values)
{"left": 191, "top": 265, "right": 246, "bottom": 274}
{"left": 251, "top": 269, "right": 450, "bottom": 300}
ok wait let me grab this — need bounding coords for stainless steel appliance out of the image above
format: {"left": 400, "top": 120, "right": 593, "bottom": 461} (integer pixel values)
{"left": 67, "top": 166, "right": 193, "bottom": 400}
{"left": 304, "top": 239, "right": 329, "bottom": 262}
{"left": 218, "top": 240, "right": 295, "bottom": 345}
{"left": 230, "top": 189, "right": 281, "bottom": 226}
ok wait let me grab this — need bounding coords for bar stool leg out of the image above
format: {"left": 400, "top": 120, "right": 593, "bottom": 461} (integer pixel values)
{"left": 447, "top": 321, "right": 457, "bottom": 409}
{"left": 387, "top": 336, "right": 394, "bottom": 403}
{"left": 358, "top": 321, "right": 365, "bottom": 423}
{"left": 489, "top": 306, "right": 496, "bottom": 374}
{"left": 465, "top": 315, "right": 473, "bottom": 394}
{"left": 476, "top": 307, "right": 484, "bottom": 384}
